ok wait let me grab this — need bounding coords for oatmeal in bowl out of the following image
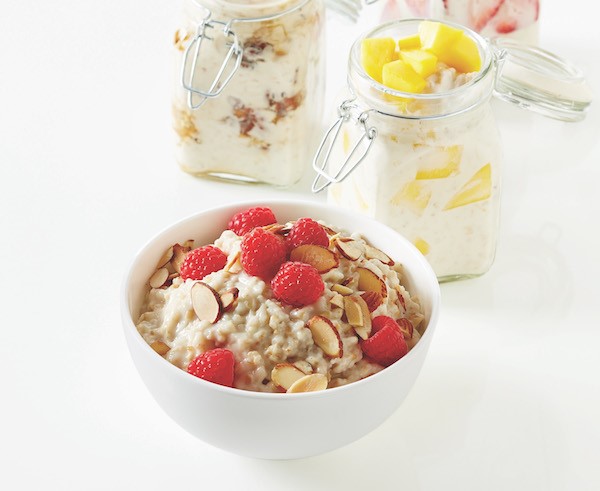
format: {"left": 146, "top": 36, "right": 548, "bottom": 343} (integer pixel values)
{"left": 122, "top": 200, "right": 440, "bottom": 458}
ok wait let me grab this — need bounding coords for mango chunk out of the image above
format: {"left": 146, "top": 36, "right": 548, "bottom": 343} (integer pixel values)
{"left": 418, "top": 21, "right": 462, "bottom": 56}
{"left": 416, "top": 145, "right": 463, "bottom": 179}
{"left": 443, "top": 163, "right": 492, "bottom": 210}
{"left": 361, "top": 37, "right": 397, "bottom": 83}
{"left": 390, "top": 181, "right": 431, "bottom": 215}
{"left": 399, "top": 49, "right": 438, "bottom": 79}
{"left": 440, "top": 33, "right": 481, "bottom": 73}
{"left": 398, "top": 34, "right": 421, "bottom": 50}
{"left": 382, "top": 60, "right": 426, "bottom": 93}
{"left": 413, "top": 237, "right": 430, "bottom": 256}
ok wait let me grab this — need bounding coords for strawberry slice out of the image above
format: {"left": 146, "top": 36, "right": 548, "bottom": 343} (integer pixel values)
{"left": 485, "top": 0, "right": 539, "bottom": 36}
{"left": 468, "top": 0, "right": 506, "bottom": 32}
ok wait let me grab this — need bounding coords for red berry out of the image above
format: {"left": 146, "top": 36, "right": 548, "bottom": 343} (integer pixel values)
{"left": 271, "top": 261, "right": 324, "bottom": 307}
{"left": 187, "top": 348, "right": 235, "bottom": 387}
{"left": 180, "top": 245, "right": 227, "bottom": 281}
{"left": 228, "top": 206, "right": 277, "bottom": 236}
{"left": 360, "top": 316, "right": 408, "bottom": 367}
{"left": 240, "top": 227, "right": 287, "bottom": 280}
{"left": 286, "top": 217, "right": 329, "bottom": 249}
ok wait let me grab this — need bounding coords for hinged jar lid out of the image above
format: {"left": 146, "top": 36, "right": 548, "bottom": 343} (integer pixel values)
{"left": 492, "top": 38, "right": 592, "bottom": 122}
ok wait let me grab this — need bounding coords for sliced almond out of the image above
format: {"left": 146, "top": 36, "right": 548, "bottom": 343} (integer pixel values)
{"left": 271, "top": 363, "right": 307, "bottom": 391}
{"left": 289, "top": 244, "right": 339, "bottom": 273}
{"left": 361, "top": 291, "right": 383, "bottom": 312}
{"left": 287, "top": 373, "right": 328, "bottom": 393}
{"left": 335, "top": 238, "right": 362, "bottom": 261}
{"left": 191, "top": 282, "right": 223, "bottom": 323}
{"left": 344, "top": 296, "right": 364, "bottom": 327}
{"left": 406, "top": 329, "right": 421, "bottom": 350}
{"left": 262, "top": 223, "right": 284, "bottom": 234}
{"left": 364, "top": 244, "right": 395, "bottom": 266}
{"left": 306, "top": 315, "right": 343, "bottom": 358}
{"left": 332, "top": 284, "right": 353, "bottom": 296}
{"left": 395, "top": 287, "right": 407, "bottom": 311}
{"left": 156, "top": 246, "right": 174, "bottom": 269}
{"left": 149, "top": 267, "right": 169, "bottom": 289}
{"left": 183, "top": 239, "right": 195, "bottom": 249}
{"left": 172, "top": 243, "right": 192, "bottom": 273}
{"left": 397, "top": 318, "right": 414, "bottom": 339}
{"left": 329, "top": 293, "right": 345, "bottom": 309}
{"left": 356, "top": 296, "right": 372, "bottom": 339}
{"left": 357, "top": 267, "right": 387, "bottom": 298}
{"left": 345, "top": 296, "right": 372, "bottom": 339}
{"left": 150, "top": 340, "right": 170, "bottom": 356}
{"left": 220, "top": 287, "right": 239, "bottom": 311}
{"left": 224, "top": 250, "right": 242, "bottom": 274}
{"left": 322, "top": 225, "right": 338, "bottom": 236}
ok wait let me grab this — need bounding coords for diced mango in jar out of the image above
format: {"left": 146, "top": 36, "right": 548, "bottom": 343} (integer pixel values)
{"left": 398, "top": 34, "right": 421, "bottom": 50}
{"left": 443, "top": 163, "right": 492, "bottom": 210}
{"left": 413, "top": 237, "right": 430, "bottom": 256}
{"left": 399, "top": 49, "right": 438, "bottom": 79}
{"left": 418, "top": 21, "right": 463, "bottom": 56}
{"left": 382, "top": 60, "right": 427, "bottom": 93}
{"left": 418, "top": 21, "right": 481, "bottom": 73}
{"left": 440, "top": 33, "right": 481, "bottom": 73}
{"left": 416, "top": 145, "right": 463, "bottom": 179}
{"left": 390, "top": 181, "right": 431, "bottom": 215}
{"left": 361, "top": 37, "right": 397, "bottom": 83}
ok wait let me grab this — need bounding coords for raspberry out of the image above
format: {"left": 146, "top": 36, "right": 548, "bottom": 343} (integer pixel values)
{"left": 180, "top": 245, "right": 227, "bottom": 281}
{"left": 240, "top": 227, "right": 287, "bottom": 280}
{"left": 271, "top": 261, "right": 324, "bottom": 307}
{"left": 228, "top": 206, "right": 277, "bottom": 236}
{"left": 360, "top": 316, "right": 408, "bottom": 367}
{"left": 286, "top": 217, "right": 329, "bottom": 249}
{"left": 187, "top": 348, "right": 235, "bottom": 387}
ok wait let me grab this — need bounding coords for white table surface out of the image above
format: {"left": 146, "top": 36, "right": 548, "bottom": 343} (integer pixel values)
{"left": 2, "top": 0, "right": 599, "bottom": 489}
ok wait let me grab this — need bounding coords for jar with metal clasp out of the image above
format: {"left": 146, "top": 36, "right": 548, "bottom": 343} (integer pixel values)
{"left": 312, "top": 19, "right": 591, "bottom": 282}
{"left": 173, "top": 0, "right": 326, "bottom": 186}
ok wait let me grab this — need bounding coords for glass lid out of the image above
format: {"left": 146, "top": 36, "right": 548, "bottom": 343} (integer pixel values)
{"left": 492, "top": 38, "right": 592, "bottom": 122}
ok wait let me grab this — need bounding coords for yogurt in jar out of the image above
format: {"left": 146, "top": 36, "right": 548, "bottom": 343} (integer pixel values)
{"left": 173, "top": 0, "right": 325, "bottom": 186}
{"left": 315, "top": 20, "right": 503, "bottom": 281}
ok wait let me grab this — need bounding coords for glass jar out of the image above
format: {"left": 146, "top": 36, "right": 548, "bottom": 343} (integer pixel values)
{"left": 312, "top": 19, "right": 591, "bottom": 282}
{"left": 173, "top": 0, "right": 325, "bottom": 186}
{"left": 379, "top": 0, "right": 540, "bottom": 44}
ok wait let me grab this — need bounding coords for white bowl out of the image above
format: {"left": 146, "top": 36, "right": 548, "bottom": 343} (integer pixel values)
{"left": 121, "top": 199, "right": 440, "bottom": 459}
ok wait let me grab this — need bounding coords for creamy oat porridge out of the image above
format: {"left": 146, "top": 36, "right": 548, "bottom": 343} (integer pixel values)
{"left": 136, "top": 206, "right": 425, "bottom": 393}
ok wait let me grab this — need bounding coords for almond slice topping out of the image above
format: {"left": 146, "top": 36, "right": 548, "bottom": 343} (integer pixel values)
{"left": 271, "top": 363, "right": 307, "bottom": 391}
{"left": 357, "top": 267, "right": 387, "bottom": 298}
{"left": 306, "top": 315, "right": 343, "bottom": 358}
{"left": 149, "top": 267, "right": 169, "bottom": 289}
{"left": 345, "top": 296, "right": 372, "bottom": 340}
{"left": 150, "top": 340, "right": 170, "bottom": 356}
{"left": 191, "top": 282, "right": 223, "bottom": 323}
{"left": 220, "top": 287, "right": 239, "bottom": 311}
{"left": 224, "top": 250, "right": 242, "bottom": 274}
{"left": 329, "top": 293, "right": 345, "bottom": 309}
{"left": 364, "top": 244, "right": 395, "bottom": 266}
{"left": 156, "top": 246, "right": 174, "bottom": 269}
{"left": 287, "top": 373, "right": 328, "bottom": 393}
{"left": 332, "top": 284, "right": 353, "bottom": 296}
{"left": 289, "top": 244, "right": 339, "bottom": 273}
{"left": 171, "top": 243, "right": 192, "bottom": 273}
{"left": 361, "top": 291, "right": 383, "bottom": 312}
{"left": 397, "top": 318, "right": 414, "bottom": 339}
{"left": 335, "top": 238, "right": 362, "bottom": 261}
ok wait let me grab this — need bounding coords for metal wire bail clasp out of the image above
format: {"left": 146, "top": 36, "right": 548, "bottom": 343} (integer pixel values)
{"left": 311, "top": 99, "right": 377, "bottom": 193}
{"left": 181, "top": 15, "right": 243, "bottom": 110}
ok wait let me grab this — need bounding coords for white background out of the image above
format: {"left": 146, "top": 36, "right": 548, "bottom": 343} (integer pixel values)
{"left": 1, "top": 0, "right": 599, "bottom": 489}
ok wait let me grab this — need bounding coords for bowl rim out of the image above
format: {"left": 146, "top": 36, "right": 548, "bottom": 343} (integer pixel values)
{"left": 121, "top": 198, "right": 441, "bottom": 400}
